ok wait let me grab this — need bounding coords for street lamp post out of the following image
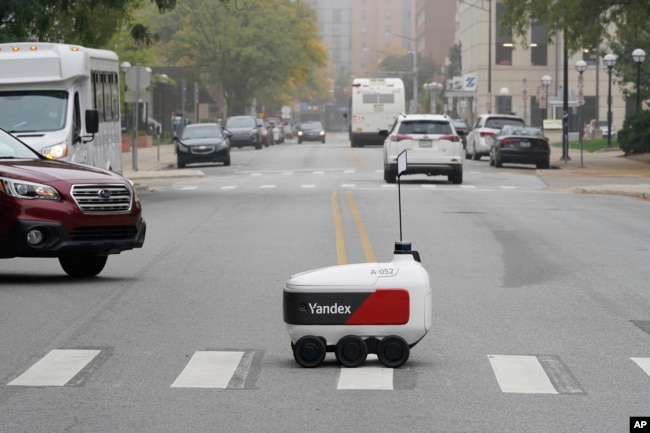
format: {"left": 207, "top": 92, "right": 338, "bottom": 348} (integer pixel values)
{"left": 603, "top": 53, "right": 617, "bottom": 148}
{"left": 157, "top": 73, "right": 168, "bottom": 161}
{"left": 541, "top": 75, "right": 552, "bottom": 125}
{"left": 633, "top": 48, "right": 646, "bottom": 113}
{"left": 575, "top": 60, "right": 587, "bottom": 168}
{"left": 120, "top": 61, "right": 131, "bottom": 132}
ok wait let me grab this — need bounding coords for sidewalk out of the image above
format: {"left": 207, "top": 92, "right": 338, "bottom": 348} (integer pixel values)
{"left": 121, "top": 142, "right": 650, "bottom": 199}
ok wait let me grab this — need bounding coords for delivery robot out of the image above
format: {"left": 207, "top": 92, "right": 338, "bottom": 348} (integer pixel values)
{"left": 283, "top": 241, "right": 432, "bottom": 368}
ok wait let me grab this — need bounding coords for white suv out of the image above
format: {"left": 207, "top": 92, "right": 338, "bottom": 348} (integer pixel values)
{"left": 381, "top": 114, "right": 463, "bottom": 184}
{"left": 466, "top": 114, "right": 525, "bottom": 160}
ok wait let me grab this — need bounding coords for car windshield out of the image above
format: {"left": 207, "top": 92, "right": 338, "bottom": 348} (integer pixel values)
{"left": 226, "top": 117, "right": 255, "bottom": 128}
{"left": 181, "top": 125, "right": 223, "bottom": 139}
{"left": 398, "top": 120, "right": 452, "bottom": 135}
{"left": 485, "top": 117, "right": 525, "bottom": 129}
{"left": 302, "top": 121, "right": 323, "bottom": 130}
{"left": 0, "top": 129, "right": 40, "bottom": 159}
{"left": 0, "top": 90, "right": 68, "bottom": 133}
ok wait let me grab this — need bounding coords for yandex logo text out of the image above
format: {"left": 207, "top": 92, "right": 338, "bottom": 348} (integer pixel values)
{"left": 308, "top": 302, "right": 352, "bottom": 315}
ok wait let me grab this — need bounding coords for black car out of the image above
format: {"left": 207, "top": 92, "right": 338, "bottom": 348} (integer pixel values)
{"left": 488, "top": 125, "right": 550, "bottom": 169}
{"left": 174, "top": 123, "right": 231, "bottom": 168}
{"left": 297, "top": 121, "right": 326, "bottom": 143}
{"left": 452, "top": 119, "right": 471, "bottom": 150}
{"left": 225, "top": 115, "right": 262, "bottom": 149}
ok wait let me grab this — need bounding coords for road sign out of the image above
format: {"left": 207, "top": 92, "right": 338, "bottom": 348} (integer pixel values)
{"left": 124, "top": 66, "right": 151, "bottom": 91}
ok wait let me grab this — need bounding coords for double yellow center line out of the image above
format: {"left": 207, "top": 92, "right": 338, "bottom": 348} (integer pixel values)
{"left": 331, "top": 188, "right": 376, "bottom": 265}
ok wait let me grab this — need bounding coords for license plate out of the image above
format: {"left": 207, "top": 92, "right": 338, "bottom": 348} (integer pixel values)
{"left": 419, "top": 140, "right": 432, "bottom": 147}
{"left": 519, "top": 141, "right": 530, "bottom": 147}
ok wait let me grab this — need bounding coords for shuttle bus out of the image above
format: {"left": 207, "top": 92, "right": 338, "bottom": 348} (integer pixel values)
{"left": 349, "top": 77, "right": 405, "bottom": 147}
{"left": 0, "top": 42, "right": 123, "bottom": 173}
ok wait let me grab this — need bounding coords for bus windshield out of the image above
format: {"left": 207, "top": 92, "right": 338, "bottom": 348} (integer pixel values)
{"left": 0, "top": 90, "right": 68, "bottom": 133}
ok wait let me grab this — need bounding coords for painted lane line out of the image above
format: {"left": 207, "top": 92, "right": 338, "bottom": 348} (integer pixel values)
{"left": 500, "top": 186, "right": 516, "bottom": 190}
{"left": 301, "top": 184, "right": 316, "bottom": 189}
{"left": 8, "top": 349, "right": 101, "bottom": 387}
{"left": 282, "top": 172, "right": 293, "bottom": 175}
{"left": 631, "top": 357, "right": 650, "bottom": 376}
{"left": 488, "top": 355, "right": 557, "bottom": 394}
{"left": 181, "top": 186, "right": 198, "bottom": 190}
{"left": 460, "top": 185, "right": 477, "bottom": 189}
{"left": 341, "top": 184, "right": 356, "bottom": 188}
{"left": 313, "top": 171, "right": 325, "bottom": 175}
{"left": 221, "top": 186, "right": 237, "bottom": 190}
{"left": 260, "top": 185, "right": 276, "bottom": 189}
{"left": 250, "top": 173, "right": 263, "bottom": 177}
{"left": 421, "top": 185, "right": 437, "bottom": 189}
{"left": 171, "top": 351, "right": 244, "bottom": 388}
{"left": 344, "top": 170, "right": 356, "bottom": 174}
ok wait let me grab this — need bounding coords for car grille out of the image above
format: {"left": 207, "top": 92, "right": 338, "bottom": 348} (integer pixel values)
{"left": 191, "top": 146, "right": 216, "bottom": 154}
{"left": 69, "top": 226, "right": 138, "bottom": 241}
{"left": 71, "top": 184, "right": 133, "bottom": 213}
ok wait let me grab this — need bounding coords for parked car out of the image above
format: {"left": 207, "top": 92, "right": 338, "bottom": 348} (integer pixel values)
{"left": 380, "top": 114, "right": 463, "bottom": 184}
{"left": 488, "top": 125, "right": 550, "bottom": 169}
{"left": 283, "top": 120, "right": 294, "bottom": 139}
{"left": 224, "top": 115, "right": 262, "bottom": 149}
{"left": 297, "top": 121, "right": 326, "bottom": 143}
{"left": 587, "top": 119, "right": 616, "bottom": 138}
{"left": 466, "top": 114, "right": 525, "bottom": 160}
{"left": 265, "top": 117, "right": 285, "bottom": 143}
{"left": 0, "top": 127, "right": 146, "bottom": 277}
{"left": 256, "top": 118, "right": 271, "bottom": 147}
{"left": 174, "top": 123, "right": 231, "bottom": 168}
{"left": 452, "top": 118, "right": 472, "bottom": 150}
{"left": 265, "top": 120, "right": 281, "bottom": 145}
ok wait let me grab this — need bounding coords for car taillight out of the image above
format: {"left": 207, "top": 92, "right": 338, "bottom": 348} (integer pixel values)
{"left": 391, "top": 134, "right": 413, "bottom": 142}
{"left": 533, "top": 140, "right": 549, "bottom": 148}
{"left": 480, "top": 131, "right": 494, "bottom": 137}
{"left": 439, "top": 135, "right": 460, "bottom": 142}
{"left": 500, "top": 139, "right": 516, "bottom": 146}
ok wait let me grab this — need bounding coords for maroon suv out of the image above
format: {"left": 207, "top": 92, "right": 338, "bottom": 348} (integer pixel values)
{"left": 0, "top": 128, "right": 146, "bottom": 277}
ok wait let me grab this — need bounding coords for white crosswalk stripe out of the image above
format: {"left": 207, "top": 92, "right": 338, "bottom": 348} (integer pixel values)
{"left": 631, "top": 357, "right": 650, "bottom": 376}
{"left": 171, "top": 351, "right": 244, "bottom": 389}
{"left": 8, "top": 349, "right": 100, "bottom": 387}
{"left": 488, "top": 355, "right": 557, "bottom": 394}
{"left": 338, "top": 366, "right": 394, "bottom": 390}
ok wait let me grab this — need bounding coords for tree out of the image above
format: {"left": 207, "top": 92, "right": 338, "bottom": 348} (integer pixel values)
{"left": 156, "top": 0, "right": 327, "bottom": 116}
{"left": 0, "top": 0, "right": 208, "bottom": 47}
{"left": 500, "top": 0, "right": 650, "bottom": 53}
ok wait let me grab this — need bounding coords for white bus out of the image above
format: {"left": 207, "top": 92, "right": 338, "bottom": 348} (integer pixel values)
{"left": 349, "top": 77, "right": 406, "bottom": 147}
{"left": 0, "top": 42, "right": 122, "bottom": 173}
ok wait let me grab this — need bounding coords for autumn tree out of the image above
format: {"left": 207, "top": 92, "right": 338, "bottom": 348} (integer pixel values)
{"left": 155, "top": 0, "right": 327, "bottom": 116}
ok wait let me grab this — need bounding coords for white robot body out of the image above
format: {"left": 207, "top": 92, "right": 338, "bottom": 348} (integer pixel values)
{"left": 283, "top": 242, "right": 432, "bottom": 368}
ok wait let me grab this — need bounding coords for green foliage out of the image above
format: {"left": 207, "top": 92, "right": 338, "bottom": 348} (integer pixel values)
{"left": 0, "top": 0, "right": 229, "bottom": 47}
{"left": 500, "top": 0, "right": 650, "bottom": 53}
{"left": 618, "top": 110, "right": 650, "bottom": 155}
{"left": 155, "top": 0, "right": 327, "bottom": 116}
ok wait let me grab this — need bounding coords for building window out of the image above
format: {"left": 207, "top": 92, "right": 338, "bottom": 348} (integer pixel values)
{"left": 531, "top": 22, "right": 547, "bottom": 66}
{"left": 497, "top": 95, "right": 512, "bottom": 114}
{"left": 495, "top": 3, "right": 513, "bottom": 65}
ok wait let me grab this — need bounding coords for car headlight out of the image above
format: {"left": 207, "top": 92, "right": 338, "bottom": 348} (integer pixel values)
{"left": 319, "top": 131, "right": 325, "bottom": 136}
{"left": 217, "top": 140, "right": 229, "bottom": 149}
{"left": 41, "top": 142, "right": 68, "bottom": 160}
{"left": 177, "top": 141, "right": 189, "bottom": 152}
{"left": 297, "top": 131, "right": 303, "bottom": 136}
{"left": 0, "top": 177, "right": 60, "bottom": 200}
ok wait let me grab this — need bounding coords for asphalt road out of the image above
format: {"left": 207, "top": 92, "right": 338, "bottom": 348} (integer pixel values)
{"left": 1, "top": 133, "right": 650, "bottom": 433}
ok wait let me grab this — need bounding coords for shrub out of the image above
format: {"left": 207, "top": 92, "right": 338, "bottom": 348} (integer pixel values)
{"left": 618, "top": 110, "right": 650, "bottom": 155}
